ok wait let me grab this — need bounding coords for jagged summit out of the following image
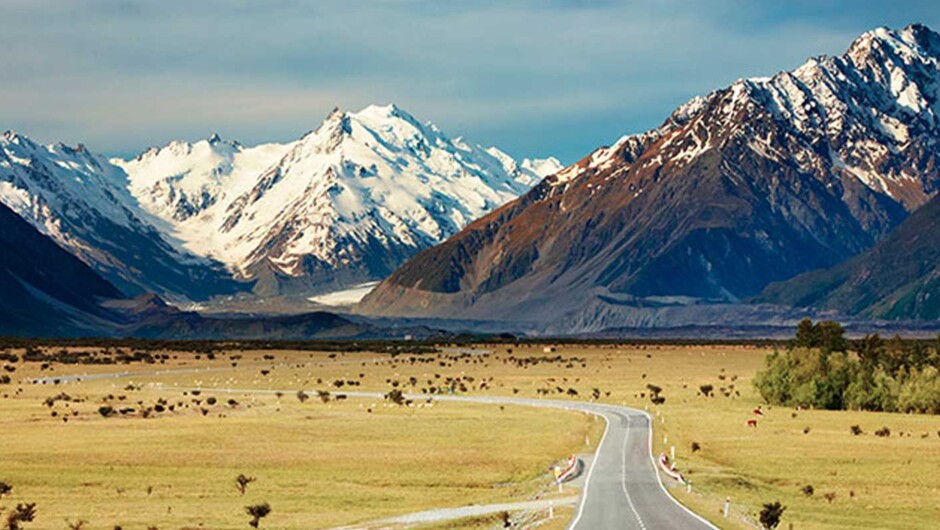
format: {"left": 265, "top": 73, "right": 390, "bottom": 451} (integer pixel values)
{"left": 122, "top": 103, "right": 561, "bottom": 295}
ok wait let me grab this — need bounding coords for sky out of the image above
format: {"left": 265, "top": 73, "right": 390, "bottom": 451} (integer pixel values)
{"left": 1, "top": 0, "right": 938, "bottom": 163}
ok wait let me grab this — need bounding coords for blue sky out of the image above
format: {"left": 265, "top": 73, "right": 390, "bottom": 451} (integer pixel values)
{"left": 1, "top": 0, "right": 938, "bottom": 163}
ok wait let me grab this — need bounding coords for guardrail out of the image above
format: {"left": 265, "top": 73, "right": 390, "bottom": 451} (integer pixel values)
{"left": 554, "top": 454, "right": 580, "bottom": 483}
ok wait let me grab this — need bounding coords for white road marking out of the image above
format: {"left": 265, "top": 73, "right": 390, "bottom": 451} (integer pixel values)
{"left": 621, "top": 414, "right": 647, "bottom": 530}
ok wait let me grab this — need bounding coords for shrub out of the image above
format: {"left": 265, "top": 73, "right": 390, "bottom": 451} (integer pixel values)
{"left": 296, "top": 390, "right": 309, "bottom": 403}
{"left": 385, "top": 389, "right": 405, "bottom": 406}
{"left": 850, "top": 425, "right": 863, "bottom": 436}
{"left": 699, "top": 384, "right": 713, "bottom": 397}
{"left": 801, "top": 484, "right": 814, "bottom": 496}
{"left": 235, "top": 474, "right": 255, "bottom": 496}
{"left": 4, "top": 502, "right": 37, "bottom": 530}
{"left": 0, "top": 481, "right": 11, "bottom": 498}
{"left": 691, "top": 442, "right": 701, "bottom": 453}
{"left": 823, "top": 492, "right": 836, "bottom": 503}
{"left": 98, "top": 406, "right": 115, "bottom": 418}
{"left": 875, "top": 427, "right": 891, "bottom": 437}
{"left": 245, "top": 502, "right": 271, "bottom": 528}
{"left": 758, "top": 501, "right": 785, "bottom": 529}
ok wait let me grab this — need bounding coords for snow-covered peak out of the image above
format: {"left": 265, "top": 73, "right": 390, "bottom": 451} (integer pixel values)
{"left": 112, "top": 103, "right": 551, "bottom": 288}
{"left": 115, "top": 134, "right": 289, "bottom": 222}
{"left": 0, "top": 132, "right": 137, "bottom": 227}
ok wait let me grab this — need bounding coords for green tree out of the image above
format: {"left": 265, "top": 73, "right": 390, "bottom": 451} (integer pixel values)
{"left": 793, "top": 318, "right": 819, "bottom": 349}
{"left": 816, "top": 321, "right": 847, "bottom": 354}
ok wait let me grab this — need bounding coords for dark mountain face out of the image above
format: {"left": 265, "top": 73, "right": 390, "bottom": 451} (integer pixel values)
{"left": 0, "top": 131, "right": 248, "bottom": 302}
{"left": 0, "top": 202, "right": 122, "bottom": 336}
{"left": 359, "top": 25, "right": 940, "bottom": 326}
{"left": 759, "top": 194, "right": 940, "bottom": 320}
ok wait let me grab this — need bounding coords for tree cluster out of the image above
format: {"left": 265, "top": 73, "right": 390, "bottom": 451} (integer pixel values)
{"left": 755, "top": 320, "right": 940, "bottom": 413}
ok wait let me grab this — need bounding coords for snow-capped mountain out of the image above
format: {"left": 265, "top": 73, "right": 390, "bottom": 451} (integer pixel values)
{"left": 0, "top": 131, "right": 243, "bottom": 300}
{"left": 115, "top": 104, "right": 560, "bottom": 296}
{"left": 0, "top": 104, "right": 557, "bottom": 304}
{"left": 359, "top": 24, "right": 940, "bottom": 329}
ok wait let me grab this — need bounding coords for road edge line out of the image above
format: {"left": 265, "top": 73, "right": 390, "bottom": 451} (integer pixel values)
{"left": 566, "top": 408, "right": 611, "bottom": 530}
{"left": 641, "top": 410, "right": 720, "bottom": 530}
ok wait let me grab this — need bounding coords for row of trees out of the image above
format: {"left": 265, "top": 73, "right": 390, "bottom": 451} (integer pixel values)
{"left": 755, "top": 320, "right": 940, "bottom": 414}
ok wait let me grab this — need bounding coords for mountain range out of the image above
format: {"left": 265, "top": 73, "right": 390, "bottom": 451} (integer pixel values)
{"left": 0, "top": 105, "right": 559, "bottom": 308}
{"left": 4, "top": 24, "right": 940, "bottom": 338}
{"left": 359, "top": 24, "right": 940, "bottom": 330}
{"left": 0, "top": 198, "right": 424, "bottom": 339}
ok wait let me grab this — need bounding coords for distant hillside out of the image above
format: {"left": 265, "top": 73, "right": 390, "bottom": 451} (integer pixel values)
{"left": 759, "top": 194, "right": 940, "bottom": 320}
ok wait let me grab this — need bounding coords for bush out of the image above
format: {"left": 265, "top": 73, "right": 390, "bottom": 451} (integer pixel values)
{"left": 385, "top": 389, "right": 405, "bottom": 406}
{"left": 850, "top": 425, "right": 863, "bottom": 436}
{"left": 235, "top": 474, "right": 255, "bottom": 496}
{"left": 4, "top": 502, "right": 37, "bottom": 530}
{"left": 246, "top": 502, "right": 271, "bottom": 528}
{"left": 875, "top": 427, "right": 891, "bottom": 437}
{"left": 691, "top": 442, "right": 701, "bottom": 453}
{"left": 758, "top": 501, "right": 785, "bottom": 529}
{"left": 897, "top": 366, "right": 940, "bottom": 414}
{"left": 699, "top": 384, "right": 713, "bottom": 397}
{"left": 98, "top": 406, "right": 115, "bottom": 418}
{"left": 801, "top": 484, "right": 814, "bottom": 496}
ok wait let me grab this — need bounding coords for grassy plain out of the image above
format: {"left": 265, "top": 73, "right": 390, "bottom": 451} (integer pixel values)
{"left": 2, "top": 343, "right": 940, "bottom": 529}
{"left": 0, "top": 349, "right": 600, "bottom": 529}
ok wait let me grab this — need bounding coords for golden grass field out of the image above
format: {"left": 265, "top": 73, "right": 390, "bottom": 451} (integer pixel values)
{"left": 2, "top": 343, "right": 939, "bottom": 529}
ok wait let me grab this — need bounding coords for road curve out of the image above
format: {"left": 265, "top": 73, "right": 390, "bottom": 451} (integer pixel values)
{"left": 156, "top": 386, "right": 716, "bottom": 530}
{"left": 404, "top": 394, "right": 717, "bottom": 530}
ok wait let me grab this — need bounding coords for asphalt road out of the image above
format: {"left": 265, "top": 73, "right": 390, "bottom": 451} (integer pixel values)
{"left": 419, "top": 395, "right": 717, "bottom": 530}
{"left": 160, "top": 387, "right": 717, "bottom": 530}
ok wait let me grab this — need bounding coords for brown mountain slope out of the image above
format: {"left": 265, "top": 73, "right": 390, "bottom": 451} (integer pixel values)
{"left": 359, "top": 25, "right": 940, "bottom": 327}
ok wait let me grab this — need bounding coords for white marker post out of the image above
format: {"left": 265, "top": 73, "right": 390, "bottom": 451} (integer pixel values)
{"left": 549, "top": 501, "right": 554, "bottom": 519}
{"left": 671, "top": 445, "right": 675, "bottom": 461}
{"left": 687, "top": 481, "right": 692, "bottom": 494}
{"left": 724, "top": 497, "right": 730, "bottom": 517}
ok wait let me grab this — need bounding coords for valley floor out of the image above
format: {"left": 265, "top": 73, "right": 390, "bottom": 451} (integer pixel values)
{"left": 1, "top": 344, "right": 939, "bottom": 528}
